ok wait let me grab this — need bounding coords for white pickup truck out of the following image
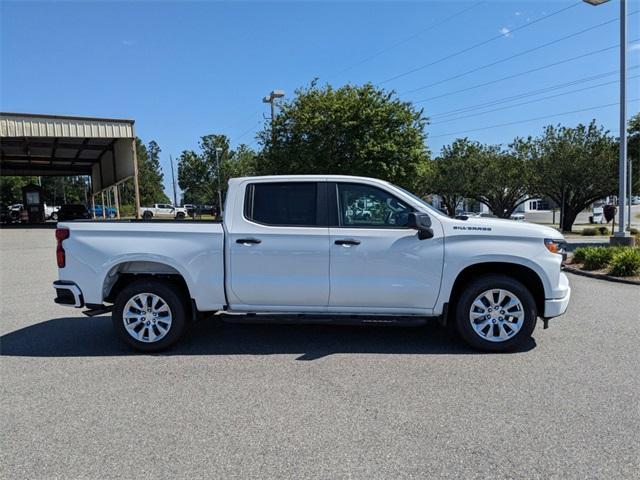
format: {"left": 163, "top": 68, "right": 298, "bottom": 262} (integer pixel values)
{"left": 53, "top": 175, "right": 570, "bottom": 352}
{"left": 140, "top": 203, "right": 187, "bottom": 219}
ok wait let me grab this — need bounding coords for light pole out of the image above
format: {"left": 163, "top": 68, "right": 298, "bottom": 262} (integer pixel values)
{"left": 169, "top": 154, "right": 178, "bottom": 207}
{"left": 263, "top": 89, "right": 285, "bottom": 142}
{"left": 583, "top": 0, "right": 633, "bottom": 244}
{"left": 215, "top": 147, "right": 223, "bottom": 217}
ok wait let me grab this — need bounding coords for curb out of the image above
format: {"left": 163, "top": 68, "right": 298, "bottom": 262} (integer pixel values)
{"left": 562, "top": 265, "right": 640, "bottom": 286}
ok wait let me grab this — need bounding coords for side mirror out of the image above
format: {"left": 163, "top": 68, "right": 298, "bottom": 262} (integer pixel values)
{"left": 407, "top": 212, "right": 434, "bottom": 240}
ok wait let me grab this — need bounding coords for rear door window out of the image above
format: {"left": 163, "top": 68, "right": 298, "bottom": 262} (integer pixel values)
{"left": 245, "top": 182, "right": 320, "bottom": 226}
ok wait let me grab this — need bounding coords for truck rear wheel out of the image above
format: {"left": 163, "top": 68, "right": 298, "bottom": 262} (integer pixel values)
{"left": 142, "top": 211, "right": 153, "bottom": 220}
{"left": 112, "top": 278, "right": 188, "bottom": 352}
{"left": 454, "top": 274, "right": 537, "bottom": 352}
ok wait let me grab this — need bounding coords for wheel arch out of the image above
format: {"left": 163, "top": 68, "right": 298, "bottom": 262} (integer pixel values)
{"left": 446, "top": 262, "right": 546, "bottom": 322}
{"left": 102, "top": 259, "right": 193, "bottom": 305}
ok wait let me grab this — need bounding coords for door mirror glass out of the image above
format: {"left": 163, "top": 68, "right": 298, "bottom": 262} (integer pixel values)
{"left": 407, "top": 212, "right": 434, "bottom": 239}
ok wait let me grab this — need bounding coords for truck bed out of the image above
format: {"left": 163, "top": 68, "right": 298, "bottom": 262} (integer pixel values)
{"left": 58, "top": 221, "right": 226, "bottom": 311}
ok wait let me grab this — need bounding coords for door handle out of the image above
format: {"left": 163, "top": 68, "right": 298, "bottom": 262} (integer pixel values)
{"left": 334, "top": 239, "right": 361, "bottom": 246}
{"left": 236, "top": 238, "right": 261, "bottom": 245}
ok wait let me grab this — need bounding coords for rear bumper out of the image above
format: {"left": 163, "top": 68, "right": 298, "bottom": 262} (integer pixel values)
{"left": 53, "top": 280, "right": 84, "bottom": 308}
{"left": 544, "top": 272, "right": 571, "bottom": 318}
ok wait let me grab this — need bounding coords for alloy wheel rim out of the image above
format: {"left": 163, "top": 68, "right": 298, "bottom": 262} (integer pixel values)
{"left": 469, "top": 289, "right": 524, "bottom": 343}
{"left": 122, "top": 293, "right": 172, "bottom": 343}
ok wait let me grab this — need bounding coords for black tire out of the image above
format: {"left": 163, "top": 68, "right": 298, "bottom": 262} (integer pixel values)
{"left": 454, "top": 274, "right": 537, "bottom": 352}
{"left": 142, "top": 211, "right": 153, "bottom": 220}
{"left": 176, "top": 212, "right": 186, "bottom": 219}
{"left": 51, "top": 212, "right": 58, "bottom": 221}
{"left": 112, "top": 278, "right": 189, "bottom": 352}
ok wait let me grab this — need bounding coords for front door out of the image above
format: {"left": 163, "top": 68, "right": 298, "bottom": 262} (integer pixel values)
{"left": 328, "top": 182, "right": 444, "bottom": 313}
{"left": 227, "top": 181, "right": 330, "bottom": 310}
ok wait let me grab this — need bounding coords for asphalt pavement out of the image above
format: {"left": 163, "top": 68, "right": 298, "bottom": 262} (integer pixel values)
{"left": 1, "top": 227, "right": 639, "bottom": 479}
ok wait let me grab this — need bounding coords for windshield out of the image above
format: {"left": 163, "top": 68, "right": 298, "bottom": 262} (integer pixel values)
{"left": 393, "top": 185, "right": 444, "bottom": 217}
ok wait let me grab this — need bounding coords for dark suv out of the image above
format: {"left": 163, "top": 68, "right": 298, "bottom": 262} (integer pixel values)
{"left": 57, "top": 204, "right": 91, "bottom": 221}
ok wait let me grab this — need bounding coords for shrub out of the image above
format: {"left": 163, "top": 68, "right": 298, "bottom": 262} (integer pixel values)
{"left": 581, "top": 228, "right": 597, "bottom": 236}
{"left": 582, "top": 247, "right": 616, "bottom": 270}
{"left": 630, "top": 227, "right": 639, "bottom": 235}
{"left": 597, "top": 226, "right": 610, "bottom": 235}
{"left": 608, "top": 248, "right": 640, "bottom": 277}
{"left": 572, "top": 247, "right": 589, "bottom": 264}
{"left": 119, "top": 204, "right": 136, "bottom": 218}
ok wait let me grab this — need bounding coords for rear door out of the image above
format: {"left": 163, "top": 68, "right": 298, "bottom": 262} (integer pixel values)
{"left": 226, "top": 180, "right": 330, "bottom": 310}
{"left": 328, "top": 182, "right": 444, "bottom": 313}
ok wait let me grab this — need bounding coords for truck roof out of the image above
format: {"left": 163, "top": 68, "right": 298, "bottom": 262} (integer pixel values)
{"left": 229, "top": 174, "right": 391, "bottom": 185}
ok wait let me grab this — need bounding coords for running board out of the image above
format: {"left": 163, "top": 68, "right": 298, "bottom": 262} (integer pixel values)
{"left": 82, "top": 304, "right": 113, "bottom": 317}
{"left": 218, "top": 313, "right": 432, "bottom": 327}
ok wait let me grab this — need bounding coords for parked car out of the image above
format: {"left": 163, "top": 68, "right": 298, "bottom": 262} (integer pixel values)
{"left": 45, "top": 204, "right": 61, "bottom": 220}
{"left": 89, "top": 204, "right": 117, "bottom": 219}
{"left": 510, "top": 213, "right": 526, "bottom": 221}
{"left": 53, "top": 175, "right": 570, "bottom": 353}
{"left": 184, "top": 204, "right": 196, "bottom": 216}
{"left": 140, "top": 203, "right": 187, "bottom": 219}
{"left": 56, "top": 204, "right": 91, "bottom": 221}
{"left": 1, "top": 204, "right": 21, "bottom": 224}
{"left": 631, "top": 196, "right": 640, "bottom": 206}
{"left": 198, "top": 204, "right": 216, "bottom": 216}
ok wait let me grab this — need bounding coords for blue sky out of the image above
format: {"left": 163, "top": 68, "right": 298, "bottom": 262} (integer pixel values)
{"left": 2, "top": 0, "right": 639, "bottom": 197}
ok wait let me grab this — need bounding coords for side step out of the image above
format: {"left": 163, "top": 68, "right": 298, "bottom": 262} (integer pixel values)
{"left": 82, "top": 304, "right": 113, "bottom": 317}
{"left": 217, "top": 313, "right": 431, "bottom": 327}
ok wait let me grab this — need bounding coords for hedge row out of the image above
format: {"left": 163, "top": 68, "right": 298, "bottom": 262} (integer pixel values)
{"left": 572, "top": 246, "right": 640, "bottom": 277}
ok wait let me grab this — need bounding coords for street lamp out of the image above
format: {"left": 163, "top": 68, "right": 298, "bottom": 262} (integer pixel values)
{"left": 263, "top": 89, "right": 285, "bottom": 128}
{"left": 583, "top": 0, "right": 633, "bottom": 244}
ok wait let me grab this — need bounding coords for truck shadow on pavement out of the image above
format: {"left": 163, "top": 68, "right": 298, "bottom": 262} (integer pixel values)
{"left": 0, "top": 316, "right": 536, "bottom": 359}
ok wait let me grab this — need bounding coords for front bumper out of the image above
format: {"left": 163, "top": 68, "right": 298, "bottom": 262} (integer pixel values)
{"left": 543, "top": 272, "right": 571, "bottom": 318}
{"left": 53, "top": 280, "right": 84, "bottom": 308}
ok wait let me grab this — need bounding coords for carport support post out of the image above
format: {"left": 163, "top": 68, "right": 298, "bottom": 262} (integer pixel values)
{"left": 101, "top": 191, "right": 106, "bottom": 219}
{"left": 131, "top": 138, "right": 141, "bottom": 219}
{"left": 113, "top": 184, "right": 120, "bottom": 219}
{"left": 91, "top": 194, "right": 96, "bottom": 219}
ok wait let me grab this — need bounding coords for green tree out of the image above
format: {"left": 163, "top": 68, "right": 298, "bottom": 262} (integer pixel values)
{"left": 428, "top": 138, "right": 479, "bottom": 217}
{"left": 138, "top": 139, "right": 169, "bottom": 205}
{"left": 178, "top": 134, "right": 257, "bottom": 208}
{"left": 257, "top": 82, "right": 431, "bottom": 193}
{"left": 514, "top": 121, "right": 618, "bottom": 232}
{"left": 471, "top": 145, "right": 531, "bottom": 218}
{"left": 117, "top": 138, "right": 169, "bottom": 210}
{"left": 0, "top": 176, "right": 35, "bottom": 205}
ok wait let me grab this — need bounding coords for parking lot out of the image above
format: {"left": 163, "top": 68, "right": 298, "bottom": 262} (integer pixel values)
{"left": 1, "top": 227, "right": 639, "bottom": 479}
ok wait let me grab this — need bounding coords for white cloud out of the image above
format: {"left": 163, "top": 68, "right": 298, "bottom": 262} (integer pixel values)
{"left": 121, "top": 40, "right": 136, "bottom": 46}
{"left": 515, "top": 11, "right": 522, "bottom": 16}
{"left": 630, "top": 42, "right": 640, "bottom": 51}
{"left": 499, "top": 27, "right": 512, "bottom": 38}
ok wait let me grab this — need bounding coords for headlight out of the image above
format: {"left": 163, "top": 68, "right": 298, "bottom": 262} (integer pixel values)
{"left": 544, "top": 238, "right": 566, "bottom": 258}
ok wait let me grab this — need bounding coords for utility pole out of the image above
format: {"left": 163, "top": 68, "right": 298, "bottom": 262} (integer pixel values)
{"left": 263, "top": 89, "right": 285, "bottom": 143}
{"left": 170, "top": 154, "right": 178, "bottom": 207}
{"left": 215, "top": 147, "right": 223, "bottom": 217}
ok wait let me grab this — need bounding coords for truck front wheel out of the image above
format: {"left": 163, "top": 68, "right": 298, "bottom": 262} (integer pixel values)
{"left": 454, "top": 274, "right": 537, "bottom": 352}
{"left": 112, "top": 278, "right": 188, "bottom": 352}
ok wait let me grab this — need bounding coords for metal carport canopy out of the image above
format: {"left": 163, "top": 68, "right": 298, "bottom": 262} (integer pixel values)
{"left": 0, "top": 112, "right": 141, "bottom": 215}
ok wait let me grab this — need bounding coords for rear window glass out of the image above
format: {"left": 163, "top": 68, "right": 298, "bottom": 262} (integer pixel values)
{"left": 245, "top": 182, "right": 318, "bottom": 226}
